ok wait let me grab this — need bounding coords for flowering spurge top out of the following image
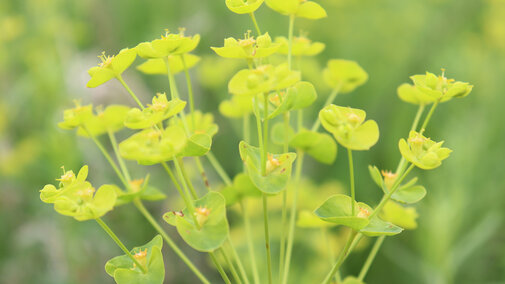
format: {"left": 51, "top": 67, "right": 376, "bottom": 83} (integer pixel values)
{"left": 58, "top": 102, "right": 130, "bottom": 137}
{"left": 105, "top": 235, "right": 165, "bottom": 283}
{"left": 368, "top": 166, "right": 427, "bottom": 204}
{"left": 119, "top": 126, "right": 187, "bottom": 165}
{"left": 163, "top": 192, "right": 229, "bottom": 252}
{"left": 40, "top": 165, "right": 118, "bottom": 221}
{"left": 323, "top": 59, "right": 369, "bottom": 93}
{"left": 211, "top": 32, "right": 280, "bottom": 59}
{"left": 136, "top": 29, "right": 200, "bottom": 59}
{"left": 319, "top": 105, "right": 379, "bottom": 151}
{"left": 226, "top": 0, "right": 264, "bottom": 14}
{"left": 399, "top": 131, "right": 452, "bottom": 170}
{"left": 86, "top": 48, "right": 137, "bottom": 88}
{"left": 266, "top": 0, "right": 327, "bottom": 19}
{"left": 124, "top": 93, "right": 186, "bottom": 129}
{"left": 228, "top": 63, "right": 301, "bottom": 97}
{"left": 275, "top": 35, "right": 325, "bottom": 56}
{"left": 410, "top": 70, "right": 473, "bottom": 103}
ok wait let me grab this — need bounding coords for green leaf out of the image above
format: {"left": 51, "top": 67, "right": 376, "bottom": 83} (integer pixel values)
{"left": 360, "top": 215, "right": 404, "bottom": 237}
{"left": 289, "top": 130, "right": 337, "bottom": 164}
{"left": 314, "top": 194, "right": 370, "bottom": 231}
{"left": 137, "top": 53, "right": 200, "bottom": 75}
{"left": 220, "top": 173, "right": 262, "bottom": 205}
{"left": 295, "top": 1, "right": 327, "bottom": 19}
{"left": 270, "top": 122, "right": 295, "bottom": 146}
{"left": 163, "top": 192, "right": 229, "bottom": 252}
{"left": 239, "top": 141, "right": 296, "bottom": 194}
{"left": 171, "top": 111, "right": 219, "bottom": 138}
{"left": 105, "top": 235, "right": 165, "bottom": 284}
{"left": 380, "top": 201, "right": 419, "bottom": 230}
{"left": 119, "top": 126, "right": 187, "bottom": 165}
{"left": 368, "top": 165, "right": 383, "bottom": 189}
{"left": 322, "top": 59, "right": 368, "bottom": 93}
{"left": 392, "top": 184, "right": 426, "bottom": 204}
{"left": 397, "top": 83, "right": 434, "bottom": 105}
{"left": 226, "top": 0, "right": 264, "bottom": 14}
{"left": 178, "top": 133, "right": 212, "bottom": 157}
{"left": 136, "top": 32, "right": 200, "bottom": 58}
{"left": 297, "top": 210, "right": 335, "bottom": 228}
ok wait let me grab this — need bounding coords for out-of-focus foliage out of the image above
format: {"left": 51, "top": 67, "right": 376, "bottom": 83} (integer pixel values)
{"left": 1, "top": 0, "right": 505, "bottom": 283}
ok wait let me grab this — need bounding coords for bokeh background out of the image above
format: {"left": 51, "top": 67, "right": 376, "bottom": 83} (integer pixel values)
{"left": 1, "top": 0, "right": 505, "bottom": 283}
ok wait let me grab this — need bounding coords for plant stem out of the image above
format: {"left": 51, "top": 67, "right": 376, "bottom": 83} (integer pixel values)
{"left": 244, "top": 114, "right": 251, "bottom": 143}
{"left": 279, "top": 111, "right": 290, "bottom": 279}
{"left": 221, "top": 247, "right": 243, "bottom": 284}
{"left": 358, "top": 236, "right": 385, "bottom": 281}
{"left": 281, "top": 151, "right": 304, "bottom": 284}
{"left": 287, "top": 15, "right": 295, "bottom": 70}
{"left": 227, "top": 238, "right": 250, "bottom": 284}
{"left": 116, "top": 75, "right": 145, "bottom": 110}
{"left": 195, "top": 157, "right": 211, "bottom": 191}
{"left": 262, "top": 194, "right": 273, "bottom": 284}
{"left": 262, "top": 95, "right": 269, "bottom": 176}
{"left": 178, "top": 157, "right": 199, "bottom": 199}
{"left": 240, "top": 199, "right": 260, "bottom": 284}
{"left": 249, "top": 12, "right": 262, "bottom": 36}
{"left": 347, "top": 148, "right": 356, "bottom": 216}
{"left": 95, "top": 218, "right": 147, "bottom": 274}
{"left": 311, "top": 86, "right": 341, "bottom": 132}
{"left": 210, "top": 251, "right": 232, "bottom": 284}
{"left": 321, "top": 231, "right": 360, "bottom": 284}
{"left": 180, "top": 54, "right": 196, "bottom": 131}
{"left": 107, "top": 131, "right": 131, "bottom": 182}
{"left": 207, "top": 151, "right": 232, "bottom": 186}
{"left": 395, "top": 104, "right": 425, "bottom": 174}
{"left": 420, "top": 100, "right": 439, "bottom": 134}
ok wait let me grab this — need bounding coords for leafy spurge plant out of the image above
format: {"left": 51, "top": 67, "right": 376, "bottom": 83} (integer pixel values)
{"left": 40, "top": 1, "right": 473, "bottom": 283}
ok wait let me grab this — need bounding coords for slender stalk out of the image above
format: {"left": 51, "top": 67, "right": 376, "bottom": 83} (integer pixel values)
{"left": 254, "top": 97, "right": 265, "bottom": 172}
{"left": 221, "top": 247, "right": 243, "bottom": 284}
{"left": 195, "top": 157, "right": 211, "bottom": 191}
{"left": 321, "top": 231, "right": 359, "bottom": 284}
{"left": 262, "top": 194, "right": 273, "bottom": 284}
{"left": 311, "top": 86, "right": 341, "bottom": 132}
{"left": 207, "top": 151, "right": 232, "bottom": 186}
{"left": 420, "top": 100, "right": 439, "bottom": 134}
{"left": 241, "top": 200, "right": 260, "bottom": 284}
{"left": 347, "top": 148, "right": 356, "bottom": 216}
{"left": 227, "top": 238, "right": 250, "bottom": 284}
{"left": 244, "top": 114, "right": 251, "bottom": 143}
{"left": 180, "top": 55, "right": 196, "bottom": 131}
{"left": 281, "top": 151, "right": 304, "bottom": 284}
{"left": 262, "top": 95, "right": 269, "bottom": 176}
{"left": 287, "top": 15, "right": 295, "bottom": 70}
{"left": 178, "top": 158, "right": 199, "bottom": 199}
{"left": 249, "top": 12, "right": 262, "bottom": 36}
{"left": 395, "top": 104, "right": 425, "bottom": 174}
{"left": 279, "top": 111, "right": 290, "bottom": 281}
{"left": 107, "top": 130, "right": 131, "bottom": 182}
{"left": 96, "top": 218, "right": 146, "bottom": 273}
{"left": 358, "top": 236, "right": 385, "bottom": 281}
{"left": 210, "top": 252, "right": 232, "bottom": 284}
{"left": 116, "top": 75, "right": 145, "bottom": 110}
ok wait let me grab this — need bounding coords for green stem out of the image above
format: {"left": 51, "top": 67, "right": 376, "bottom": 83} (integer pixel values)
{"left": 254, "top": 97, "right": 265, "bottom": 173}
{"left": 244, "top": 114, "right": 251, "bottom": 144}
{"left": 262, "top": 194, "right": 273, "bottom": 284}
{"left": 221, "top": 247, "right": 243, "bottom": 284}
{"left": 107, "top": 130, "right": 131, "bottom": 182}
{"left": 262, "top": 94, "right": 269, "bottom": 176}
{"left": 207, "top": 151, "right": 232, "bottom": 186}
{"left": 210, "top": 252, "right": 232, "bottom": 284}
{"left": 395, "top": 104, "right": 425, "bottom": 174}
{"left": 195, "top": 157, "right": 211, "bottom": 191}
{"left": 281, "top": 151, "right": 304, "bottom": 284}
{"left": 358, "top": 236, "right": 385, "bottom": 281}
{"left": 162, "top": 162, "right": 200, "bottom": 229}
{"left": 178, "top": 157, "right": 199, "bottom": 199}
{"left": 241, "top": 200, "right": 260, "bottom": 284}
{"left": 321, "top": 231, "right": 359, "bottom": 284}
{"left": 96, "top": 218, "right": 147, "bottom": 274}
{"left": 420, "top": 101, "right": 439, "bottom": 134}
{"left": 227, "top": 238, "right": 250, "bottom": 284}
{"left": 279, "top": 111, "right": 290, "bottom": 276}
{"left": 249, "top": 12, "right": 262, "bottom": 36}
{"left": 287, "top": 15, "right": 295, "bottom": 70}
{"left": 311, "top": 86, "right": 341, "bottom": 132}
{"left": 116, "top": 75, "right": 145, "bottom": 110}
{"left": 347, "top": 148, "right": 356, "bottom": 216}
{"left": 180, "top": 55, "right": 196, "bottom": 131}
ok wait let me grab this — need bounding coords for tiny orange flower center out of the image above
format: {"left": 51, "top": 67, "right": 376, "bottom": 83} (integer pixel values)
{"left": 357, "top": 206, "right": 370, "bottom": 218}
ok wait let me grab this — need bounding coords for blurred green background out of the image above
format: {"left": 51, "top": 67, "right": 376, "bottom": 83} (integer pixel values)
{"left": 1, "top": 0, "right": 505, "bottom": 283}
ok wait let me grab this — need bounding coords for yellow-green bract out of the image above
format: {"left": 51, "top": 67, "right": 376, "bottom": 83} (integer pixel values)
{"left": 137, "top": 53, "right": 200, "bottom": 75}
{"left": 410, "top": 71, "right": 473, "bottom": 103}
{"left": 136, "top": 30, "right": 200, "bottom": 59}
{"left": 87, "top": 48, "right": 137, "bottom": 88}
{"left": 211, "top": 32, "right": 280, "bottom": 59}
{"left": 399, "top": 131, "right": 452, "bottom": 170}
{"left": 124, "top": 93, "right": 186, "bottom": 129}
{"left": 323, "top": 59, "right": 368, "bottom": 93}
{"left": 265, "top": 0, "right": 327, "bottom": 19}
{"left": 225, "top": 0, "right": 264, "bottom": 14}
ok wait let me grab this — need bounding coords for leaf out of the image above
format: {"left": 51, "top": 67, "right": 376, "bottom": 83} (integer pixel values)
{"left": 105, "top": 235, "right": 165, "bottom": 284}
{"left": 368, "top": 165, "right": 383, "bottom": 189}
{"left": 178, "top": 133, "right": 212, "bottom": 157}
{"left": 380, "top": 201, "right": 419, "bottom": 230}
{"left": 226, "top": 0, "right": 264, "bottom": 14}
{"left": 137, "top": 54, "right": 201, "bottom": 75}
{"left": 297, "top": 210, "right": 335, "bottom": 228}
{"left": 219, "top": 96, "right": 253, "bottom": 118}
{"left": 322, "top": 59, "right": 368, "bottom": 93}
{"left": 342, "top": 120, "right": 379, "bottom": 150}
{"left": 360, "top": 215, "right": 404, "bottom": 237}
{"left": 295, "top": 1, "right": 327, "bottom": 19}
{"left": 239, "top": 141, "right": 296, "bottom": 194}
{"left": 266, "top": 81, "right": 317, "bottom": 120}
{"left": 163, "top": 192, "right": 229, "bottom": 252}
{"left": 314, "top": 194, "right": 370, "bottom": 231}
{"left": 270, "top": 122, "right": 295, "bottom": 146}
{"left": 289, "top": 130, "right": 337, "bottom": 164}
{"left": 77, "top": 105, "right": 130, "bottom": 137}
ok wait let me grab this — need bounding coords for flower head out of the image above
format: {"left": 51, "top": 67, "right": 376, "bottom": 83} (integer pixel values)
{"left": 86, "top": 48, "right": 137, "bottom": 88}
{"left": 399, "top": 131, "right": 452, "bottom": 170}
